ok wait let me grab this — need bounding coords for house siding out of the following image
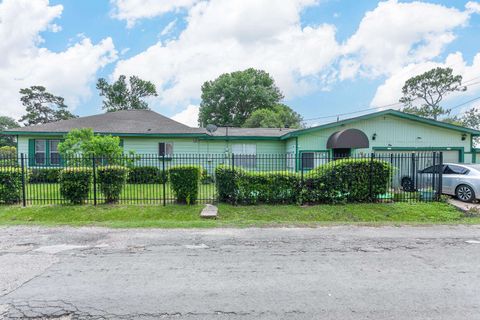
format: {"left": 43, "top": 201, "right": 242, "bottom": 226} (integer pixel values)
{"left": 296, "top": 115, "right": 472, "bottom": 162}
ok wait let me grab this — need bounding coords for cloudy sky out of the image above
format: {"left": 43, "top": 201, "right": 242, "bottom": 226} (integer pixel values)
{"left": 1, "top": 0, "right": 480, "bottom": 127}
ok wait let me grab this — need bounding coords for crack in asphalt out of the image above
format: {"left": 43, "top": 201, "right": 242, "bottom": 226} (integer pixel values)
{"left": 1, "top": 300, "right": 305, "bottom": 319}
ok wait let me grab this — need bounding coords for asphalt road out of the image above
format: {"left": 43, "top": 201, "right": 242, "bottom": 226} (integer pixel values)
{"left": 0, "top": 226, "right": 479, "bottom": 319}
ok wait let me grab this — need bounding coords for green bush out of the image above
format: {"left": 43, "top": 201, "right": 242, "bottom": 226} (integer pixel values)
{"left": 29, "top": 168, "right": 62, "bottom": 183}
{"left": 0, "top": 167, "right": 22, "bottom": 204}
{"left": 215, "top": 166, "right": 300, "bottom": 204}
{"left": 127, "top": 166, "right": 166, "bottom": 184}
{"left": 237, "top": 171, "right": 300, "bottom": 204}
{"left": 97, "top": 166, "right": 128, "bottom": 203}
{"left": 168, "top": 165, "right": 202, "bottom": 204}
{"left": 215, "top": 165, "right": 239, "bottom": 203}
{"left": 0, "top": 146, "right": 17, "bottom": 167}
{"left": 301, "top": 159, "right": 393, "bottom": 204}
{"left": 59, "top": 167, "right": 92, "bottom": 204}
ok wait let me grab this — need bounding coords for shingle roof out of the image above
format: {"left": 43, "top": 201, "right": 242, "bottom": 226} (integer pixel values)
{"left": 6, "top": 110, "right": 205, "bottom": 135}
{"left": 209, "top": 127, "right": 297, "bottom": 138}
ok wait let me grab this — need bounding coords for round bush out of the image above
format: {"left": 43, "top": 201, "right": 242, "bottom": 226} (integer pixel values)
{"left": 169, "top": 165, "right": 202, "bottom": 204}
{"left": 0, "top": 167, "right": 23, "bottom": 204}
{"left": 59, "top": 167, "right": 92, "bottom": 204}
{"left": 97, "top": 166, "right": 128, "bottom": 203}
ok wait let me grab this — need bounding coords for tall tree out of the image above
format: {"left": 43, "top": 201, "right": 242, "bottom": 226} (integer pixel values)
{"left": 243, "top": 104, "right": 303, "bottom": 128}
{"left": 96, "top": 75, "right": 158, "bottom": 112}
{"left": 198, "top": 68, "right": 284, "bottom": 127}
{"left": 0, "top": 116, "right": 20, "bottom": 147}
{"left": 19, "top": 86, "right": 77, "bottom": 126}
{"left": 400, "top": 67, "right": 466, "bottom": 120}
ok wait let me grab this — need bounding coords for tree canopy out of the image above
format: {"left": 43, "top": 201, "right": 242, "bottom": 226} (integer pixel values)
{"left": 198, "top": 68, "right": 284, "bottom": 127}
{"left": 19, "top": 86, "right": 77, "bottom": 126}
{"left": 96, "top": 75, "right": 158, "bottom": 112}
{"left": 58, "top": 128, "right": 123, "bottom": 164}
{"left": 0, "top": 116, "right": 20, "bottom": 147}
{"left": 243, "top": 104, "right": 303, "bottom": 128}
{"left": 400, "top": 67, "right": 466, "bottom": 120}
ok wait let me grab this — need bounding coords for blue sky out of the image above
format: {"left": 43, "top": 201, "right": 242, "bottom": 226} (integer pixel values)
{"left": 1, "top": 0, "right": 480, "bottom": 127}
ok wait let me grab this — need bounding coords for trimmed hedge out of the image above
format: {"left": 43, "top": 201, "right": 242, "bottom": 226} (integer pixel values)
{"left": 0, "top": 167, "right": 22, "bottom": 204}
{"left": 168, "top": 165, "right": 202, "bottom": 204}
{"left": 216, "top": 159, "right": 392, "bottom": 205}
{"left": 301, "top": 159, "right": 393, "bottom": 203}
{"left": 97, "top": 166, "right": 128, "bottom": 203}
{"left": 0, "top": 146, "right": 17, "bottom": 167}
{"left": 29, "top": 168, "right": 62, "bottom": 183}
{"left": 215, "top": 166, "right": 300, "bottom": 204}
{"left": 59, "top": 167, "right": 92, "bottom": 204}
{"left": 127, "top": 166, "right": 166, "bottom": 184}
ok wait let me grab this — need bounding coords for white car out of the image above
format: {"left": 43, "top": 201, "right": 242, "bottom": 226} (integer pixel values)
{"left": 418, "top": 163, "right": 480, "bottom": 202}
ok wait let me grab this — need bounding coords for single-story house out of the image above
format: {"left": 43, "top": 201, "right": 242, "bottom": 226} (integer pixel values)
{"left": 5, "top": 109, "right": 480, "bottom": 170}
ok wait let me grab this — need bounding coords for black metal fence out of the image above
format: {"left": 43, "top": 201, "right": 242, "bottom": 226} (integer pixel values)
{"left": 0, "top": 152, "right": 443, "bottom": 206}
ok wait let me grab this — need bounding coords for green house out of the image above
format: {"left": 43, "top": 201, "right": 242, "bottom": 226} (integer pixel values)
{"left": 5, "top": 109, "right": 480, "bottom": 169}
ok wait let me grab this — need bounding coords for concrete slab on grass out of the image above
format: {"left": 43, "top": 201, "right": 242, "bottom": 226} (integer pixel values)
{"left": 201, "top": 204, "right": 218, "bottom": 219}
{"left": 448, "top": 198, "right": 480, "bottom": 212}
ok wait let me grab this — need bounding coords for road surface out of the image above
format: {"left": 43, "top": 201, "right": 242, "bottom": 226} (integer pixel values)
{"left": 1, "top": 226, "right": 479, "bottom": 319}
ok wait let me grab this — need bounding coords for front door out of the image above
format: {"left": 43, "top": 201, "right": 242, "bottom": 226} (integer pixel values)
{"left": 333, "top": 148, "right": 351, "bottom": 160}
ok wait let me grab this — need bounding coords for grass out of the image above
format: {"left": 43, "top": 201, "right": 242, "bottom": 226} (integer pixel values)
{"left": 0, "top": 202, "right": 478, "bottom": 228}
{"left": 24, "top": 183, "right": 217, "bottom": 204}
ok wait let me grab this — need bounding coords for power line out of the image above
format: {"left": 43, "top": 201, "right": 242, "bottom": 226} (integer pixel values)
{"left": 303, "top": 76, "right": 480, "bottom": 123}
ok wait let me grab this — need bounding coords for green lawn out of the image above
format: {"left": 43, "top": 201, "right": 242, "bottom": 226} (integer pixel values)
{"left": 0, "top": 202, "right": 478, "bottom": 228}
{"left": 24, "top": 183, "right": 217, "bottom": 204}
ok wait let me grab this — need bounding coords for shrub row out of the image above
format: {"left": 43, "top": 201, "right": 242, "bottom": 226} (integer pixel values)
{"left": 215, "top": 159, "right": 393, "bottom": 204}
{"left": 27, "top": 166, "right": 168, "bottom": 184}
{"left": 0, "top": 167, "right": 23, "bottom": 204}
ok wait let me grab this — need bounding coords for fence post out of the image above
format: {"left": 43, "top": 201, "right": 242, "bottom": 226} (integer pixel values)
{"left": 20, "top": 153, "right": 26, "bottom": 207}
{"left": 369, "top": 153, "right": 374, "bottom": 201}
{"left": 432, "top": 152, "right": 436, "bottom": 202}
{"left": 300, "top": 153, "right": 304, "bottom": 185}
{"left": 437, "top": 152, "right": 443, "bottom": 201}
{"left": 92, "top": 156, "right": 97, "bottom": 206}
{"left": 411, "top": 152, "right": 416, "bottom": 190}
{"left": 231, "top": 153, "right": 235, "bottom": 171}
{"left": 162, "top": 154, "right": 166, "bottom": 206}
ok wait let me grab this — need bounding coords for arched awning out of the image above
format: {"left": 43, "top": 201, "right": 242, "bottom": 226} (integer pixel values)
{"left": 326, "top": 128, "right": 369, "bottom": 149}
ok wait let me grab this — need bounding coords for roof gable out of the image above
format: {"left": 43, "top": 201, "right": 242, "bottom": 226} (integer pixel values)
{"left": 281, "top": 109, "right": 480, "bottom": 139}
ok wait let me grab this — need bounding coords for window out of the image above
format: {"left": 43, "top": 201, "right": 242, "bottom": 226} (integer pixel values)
{"left": 49, "top": 140, "right": 61, "bottom": 165}
{"left": 159, "top": 142, "right": 173, "bottom": 157}
{"left": 35, "top": 140, "right": 46, "bottom": 165}
{"left": 286, "top": 152, "right": 295, "bottom": 169}
{"left": 444, "top": 165, "right": 469, "bottom": 175}
{"left": 420, "top": 165, "right": 444, "bottom": 174}
{"left": 301, "top": 152, "right": 314, "bottom": 170}
{"left": 232, "top": 144, "right": 256, "bottom": 168}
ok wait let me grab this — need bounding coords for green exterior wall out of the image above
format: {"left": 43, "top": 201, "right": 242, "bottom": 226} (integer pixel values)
{"left": 15, "top": 113, "right": 477, "bottom": 168}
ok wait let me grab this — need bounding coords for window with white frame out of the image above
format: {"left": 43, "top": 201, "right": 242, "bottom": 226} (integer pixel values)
{"left": 232, "top": 144, "right": 256, "bottom": 168}
{"left": 49, "top": 140, "right": 61, "bottom": 165}
{"left": 159, "top": 142, "right": 173, "bottom": 157}
{"left": 35, "top": 140, "right": 46, "bottom": 165}
{"left": 286, "top": 152, "right": 295, "bottom": 169}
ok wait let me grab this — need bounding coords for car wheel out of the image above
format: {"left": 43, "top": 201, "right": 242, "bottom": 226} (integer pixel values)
{"left": 455, "top": 184, "right": 475, "bottom": 203}
{"left": 401, "top": 177, "right": 415, "bottom": 192}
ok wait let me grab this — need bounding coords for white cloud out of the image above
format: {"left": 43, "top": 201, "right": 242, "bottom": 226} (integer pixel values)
{"left": 160, "top": 19, "right": 177, "bottom": 37}
{"left": 113, "top": 0, "right": 338, "bottom": 111}
{"left": 341, "top": 0, "right": 469, "bottom": 79}
{"left": 371, "top": 52, "right": 480, "bottom": 108}
{"left": 0, "top": 0, "right": 117, "bottom": 119}
{"left": 110, "top": 0, "right": 198, "bottom": 28}
{"left": 171, "top": 104, "right": 199, "bottom": 127}
{"left": 466, "top": 1, "right": 480, "bottom": 14}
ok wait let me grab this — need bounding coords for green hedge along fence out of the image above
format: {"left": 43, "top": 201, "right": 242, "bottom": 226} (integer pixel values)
{"left": 215, "top": 159, "right": 393, "bottom": 205}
